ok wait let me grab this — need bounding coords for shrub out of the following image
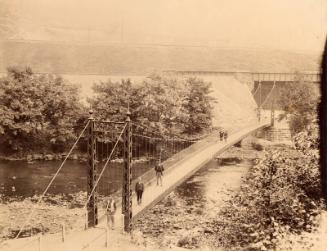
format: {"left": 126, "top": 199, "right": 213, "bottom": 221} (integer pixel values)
{"left": 251, "top": 142, "right": 264, "bottom": 151}
{"left": 277, "top": 75, "right": 319, "bottom": 135}
{"left": 212, "top": 123, "right": 322, "bottom": 250}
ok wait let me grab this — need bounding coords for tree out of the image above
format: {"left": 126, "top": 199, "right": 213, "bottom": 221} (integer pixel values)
{"left": 181, "top": 77, "right": 214, "bottom": 134}
{"left": 277, "top": 73, "right": 319, "bottom": 135}
{"left": 139, "top": 74, "right": 188, "bottom": 135}
{"left": 0, "top": 66, "right": 84, "bottom": 154}
{"left": 88, "top": 75, "right": 214, "bottom": 138}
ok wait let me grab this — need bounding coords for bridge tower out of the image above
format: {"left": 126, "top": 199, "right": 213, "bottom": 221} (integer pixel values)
{"left": 270, "top": 80, "right": 275, "bottom": 127}
{"left": 122, "top": 109, "right": 133, "bottom": 232}
{"left": 271, "top": 99, "right": 275, "bottom": 126}
{"left": 257, "top": 81, "right": 262, "bottom": 122}
{"left": 87, "top": 110, "right": 98, "bottom": 227}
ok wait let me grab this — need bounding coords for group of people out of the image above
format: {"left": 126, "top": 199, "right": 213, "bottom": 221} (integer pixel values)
{"left": 219, "top": 129, "right": 228, "bottom": 142}
{"left": 105, "top": 160, "right": 165, "bottom": 229}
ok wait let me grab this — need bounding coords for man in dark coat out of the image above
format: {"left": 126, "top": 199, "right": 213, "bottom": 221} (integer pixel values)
{"left": 219, "top": 130, "right": 224, "bottom": 141}
{"left": 155, "top": 161, "right": 164, "bottom": 186}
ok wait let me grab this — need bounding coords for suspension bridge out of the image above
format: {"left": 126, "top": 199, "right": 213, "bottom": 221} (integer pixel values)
{"left": 2, "top": 82, "right": 276, "bottom": 251}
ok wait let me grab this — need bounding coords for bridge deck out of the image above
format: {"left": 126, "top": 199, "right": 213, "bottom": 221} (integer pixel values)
{"left": 129, "top": 121, "right": 270, "bottom": 222}
{"left": 4, "top": 121, "right": 270, "bottom": 251}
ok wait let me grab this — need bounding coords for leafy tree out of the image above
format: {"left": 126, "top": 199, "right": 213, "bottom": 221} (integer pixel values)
{"left": 89, "top": 75, "right": 214, "bottom": 137}
{"left": 181, "top": 77, "right": 214, "bottom": 134}
{"left": 140, "top": 74, "right": 188, "bottom": 135}
{"left": 88, "top": 75, "right": 216, "bottom": 164}
{"left": 0, "top": 66, "right": 84, "bottom": 154}
{"left": 88, "top": 78, "right": 139, "bottom": 122}
{"left": 277, "top": 73, "right": 319, "bottom": 135}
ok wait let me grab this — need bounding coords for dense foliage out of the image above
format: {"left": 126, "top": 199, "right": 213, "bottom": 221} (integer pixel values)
{"left": 0, "top": 67, "right": 214, "bottom": 157}
{"left": 181, "top": 77, "right": 214, "bottom": 134}
{"left": 88, "top": 75, "right": 214, "bottom": 137}
{"left": 277, "top": 74, "right": 319, "bottom": 135}
{"left": 0, "top": 67, "right": 84, "bottom": 154}
{"left": 213, "top": 122, "right": 321, "bottom": 250}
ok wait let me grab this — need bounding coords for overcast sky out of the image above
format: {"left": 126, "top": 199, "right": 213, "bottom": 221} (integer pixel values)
{"left": 7, "top": 0, "right": 327, "bottom": 52}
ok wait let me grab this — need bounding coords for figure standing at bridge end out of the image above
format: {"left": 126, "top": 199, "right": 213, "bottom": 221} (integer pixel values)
{"left": 135, "top": 177, "right": 144, "bottom": 205}
{"left": 106, "top": 197, "right": 117, "bottom": 230}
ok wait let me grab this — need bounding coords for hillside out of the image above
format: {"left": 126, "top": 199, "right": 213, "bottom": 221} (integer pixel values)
{"left": 0, "top": 41, "right": 321, "bottom": 75}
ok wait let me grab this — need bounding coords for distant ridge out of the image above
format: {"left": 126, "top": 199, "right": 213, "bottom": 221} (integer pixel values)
{"left": 0, "top": 40, "right": 321, "bottom": 75}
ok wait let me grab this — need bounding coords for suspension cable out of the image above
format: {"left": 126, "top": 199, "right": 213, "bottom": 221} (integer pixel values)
{"left": 260, "top": 82, "right": 276, "bottom": 108}
{"left": 252, "top": 82, "right": 261, "bottom": 97}
{"left": 82, "top": 123, "right": 127, "bottom": 211}
{"left": 131, "top": 133, "right": 197, "bottom": 143}
{"left": 14, "top": 120, "right": 90, "bottom": 239}
{"left": 131, "top": 122, "right": 207, "bottom": 142}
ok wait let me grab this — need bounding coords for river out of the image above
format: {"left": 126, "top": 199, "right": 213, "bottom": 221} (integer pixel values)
{"left": 0, "top": 160, "right": 152, "bottom": 200}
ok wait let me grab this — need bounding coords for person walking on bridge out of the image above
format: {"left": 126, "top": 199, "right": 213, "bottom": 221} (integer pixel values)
{"left": 155, "top": 161, "right": 164, "bottom": 186}
{"left": 106, "top": 197, "right": 116, "bottom": 230}
{"left": 219, "top": 130, "right": 224, "bottom": 141}
{"left": 224, "top": 130, "right": 228, "bottom": 142}
{"left": 135, "top": 177, "right": 144, "bottom": 205}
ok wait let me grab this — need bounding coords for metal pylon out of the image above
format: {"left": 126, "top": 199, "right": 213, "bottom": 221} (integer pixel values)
{"left": 271, "top": 82, "right": 275, "bottom": 126}
{"left": 122, "top": 110, "right": 132, "bottom": 232}
{"left": 87, "top": 110, "right": 98, "bottom": 227}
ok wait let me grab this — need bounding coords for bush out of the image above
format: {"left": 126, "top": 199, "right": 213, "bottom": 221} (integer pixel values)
{"left": 277, "top": 75, "right": 319, "bottom": 135}
{"left": 251, "top": 142, "right": 264, "bottom": 151}
{"left": 212, "top": 123, "right": 322, "bottom": 250}
{"left": 177, "top": 235, "right": 199, "bottom": 248}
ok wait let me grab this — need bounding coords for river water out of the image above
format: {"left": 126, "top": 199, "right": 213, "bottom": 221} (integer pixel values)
{"left": 0, "top": 160, "right": 152, "bottom": 200}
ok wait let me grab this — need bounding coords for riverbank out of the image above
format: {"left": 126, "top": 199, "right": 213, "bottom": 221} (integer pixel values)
{"left": 0, "top": 152, "right": 88, "bottom": 162}
{"left": 0, "top": 193, "right": 86, "bottom": 242}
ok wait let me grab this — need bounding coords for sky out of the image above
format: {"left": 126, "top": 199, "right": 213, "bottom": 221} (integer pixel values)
{"left": 5, "top": 0, "right": 327, "bottom": 52}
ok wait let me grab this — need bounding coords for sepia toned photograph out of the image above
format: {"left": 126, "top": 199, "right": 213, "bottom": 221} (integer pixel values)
{"left": 0, "top": 0, "right": 326, "bottom": 250}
